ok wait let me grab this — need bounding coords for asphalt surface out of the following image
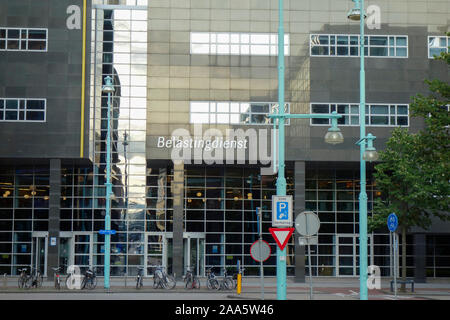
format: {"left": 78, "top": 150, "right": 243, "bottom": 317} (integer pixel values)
{"left": 1, "top": 277, "right": 449, "bottom": 300}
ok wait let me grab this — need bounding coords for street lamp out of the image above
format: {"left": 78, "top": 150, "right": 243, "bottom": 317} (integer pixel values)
{"left": 102, "top": 75, "right": 114, "bottom": 289}
{"left": 347, "top": 0, "right": 378, "bottom": 300}
{"left": 273, "top": 0, "right": 345, "bottom": 300}
{"left": 324, "top": 113, "right": 345, "bottom": 145}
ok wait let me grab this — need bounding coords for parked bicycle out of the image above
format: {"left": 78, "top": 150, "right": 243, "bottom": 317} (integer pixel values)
{"left": 136, "top": 267, "right": 144, "bottom": 289}
{"left": 52, "top": 267, "right": 62, "bottom": 290}
{"left": 152, "top": 266, "right": 176, "bottom": 290}
{"left": 81, "top": 268, "right": 97, "bottom": 290}
{"left": 17, "top": 268, "right": 31, "bottom": 289}
{"left": 184, "top": 266, "right": 200, "bottom": 290}
{"left": 223, "top": 268, "right": 237, "bottom": 290}
{"left": 18, "top": 267, "right": 43, "bottom": 289}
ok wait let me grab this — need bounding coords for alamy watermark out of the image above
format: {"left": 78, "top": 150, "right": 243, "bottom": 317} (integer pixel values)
{"left": 158, "top": 124, "right": 279, "bottom": 175}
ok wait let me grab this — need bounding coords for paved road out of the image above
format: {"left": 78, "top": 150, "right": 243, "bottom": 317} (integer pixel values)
{"left": 1, "top": 277, "right": 449, "bottom": 300}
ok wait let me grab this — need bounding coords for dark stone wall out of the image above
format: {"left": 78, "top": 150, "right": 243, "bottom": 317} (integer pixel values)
{"left": 0, "top": 0, "right": 91, "bottom": 159}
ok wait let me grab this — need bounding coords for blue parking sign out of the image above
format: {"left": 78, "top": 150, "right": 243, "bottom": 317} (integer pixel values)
{"left": 277, "top": 202, "right": 289, "bottom": 220}
{"left": 272, "top": 195, "right": 293, "bottom": 227}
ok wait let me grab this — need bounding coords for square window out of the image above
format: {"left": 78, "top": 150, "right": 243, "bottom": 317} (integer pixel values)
{"left": 217, "top": 103, "right": 229, "bottom": 113}
{"left": 396, "top": 37, "right": 407, "bottom": 46}
{"left": 5, "top": 111, "right": 17, "bottom": 120}
{"left": 337, "top": 104, "right": 349, "bottom": 114}
{"left": 28, "top": 29, "right": 46, "bottom": 40}
{"left": 370, "top": 116, "right": 389, "bottom": 125}
{"left": 397, "top": 116, "right": 408, "bottom": 126}
{"left": 397, "top": 105, "right": 408, "bottom": 115}
{"left": 337, "top": 36, "right": 348, "bottom": 45}
{"left": 370, "top": 36, "right": 388, "bottom": 46}
{"left": 312, "top": 104, "right": 329, "bottom": 113}
{"left": 7, "top": 29, "right": 19, "bottom": 39}
{"left": 26, "top": 111, "right": 45, "bottom": 121}
{"left": 217, "top": 113, "right": 229, "bottom": 124}
{"left": 371, "top": 105, "right": 388, "bottom": 115}
{"left": 7, "top": 40, "right": 19, "bottom": 50}
{"left": 396, "top": 48, "right": 407, "bottom": 57}
{"left": 370, "top": 47, "right": 388, "bottom": 56}
{"left": 5, "top": 100, "right": 18, "bottom": 109}
{"left": 337, "top": 46, "right": 348, "bottom": 55}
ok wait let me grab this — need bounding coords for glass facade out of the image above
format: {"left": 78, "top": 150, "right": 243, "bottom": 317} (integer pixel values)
{"left": 190, "top": 102, "right": 290, "bottom": 125}
{"left": 310, "top": 103, "right": 409, "bottom": 127}
{"left": 0, "top": 28, "right": 47, "bottom": 51}
{"left": 3, "top": 163, "right": 446, "bottom": 277}
{"left": 428, "top": 36, "right": 449, "bottom": 58}
{"left": 0, "top": 99, "right": 46, "bottom": 122}
{"left": 191, "top": 32, "right": 290, "bottom": 56}
{"left": 310, "top": 34, "right": 408, "bottom": 58}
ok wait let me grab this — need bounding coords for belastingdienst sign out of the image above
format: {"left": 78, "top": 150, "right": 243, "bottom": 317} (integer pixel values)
{"left": 156, "top": 124, "right": 278, "bottom": 175}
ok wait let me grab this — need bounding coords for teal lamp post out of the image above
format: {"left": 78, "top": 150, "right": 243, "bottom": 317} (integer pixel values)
{"left": 272, "top": 0, "right": 345, "bottom": 301}
{"left": 347, "top": 0, "right": 379, "bottom": 300}
{"left": 102, "top": 76, "right": 115, "bottom": 289}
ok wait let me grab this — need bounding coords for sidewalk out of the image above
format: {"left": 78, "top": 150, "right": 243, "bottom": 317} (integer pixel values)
{"left": 1, "top": 276, "right": 449, "bottom": 300}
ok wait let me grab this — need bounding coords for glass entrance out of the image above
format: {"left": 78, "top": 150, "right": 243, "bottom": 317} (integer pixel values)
{"left": 32, "top": 232, "right": 48, "bottom": 276}
{"left": 336, "top": 234, "right": 372, "bottom": 276}
{"left": 183, "top": 233, "right": 205, "bottom": 277}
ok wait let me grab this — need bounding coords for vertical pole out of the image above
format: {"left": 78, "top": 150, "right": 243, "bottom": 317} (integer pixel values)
{"left": 257, "top": 207, "right": 264, "bottom": 300}
{"left": 394, "top": 232, "right": 398, "bottom": 299}
{"left": 104, "top": 77, "right": 113, "bottom": 289}
{"left": 307, "top": 242, "right": 313, "bottom": 300}
{"left": 358, "top": 0, "right": 368, "bottom": 301}
{"left": 277, "top": 0, "right": 287, "bottom": 301}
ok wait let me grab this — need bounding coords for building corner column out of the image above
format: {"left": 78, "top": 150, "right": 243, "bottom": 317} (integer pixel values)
{"left": 172, "top": 162, "right": 184, "bottom": 280}
{"left": 294, "top": 161, "right": 306, "bottom": 283}
{"left": 48, "top": 159, "right": 61, "bottom": 281}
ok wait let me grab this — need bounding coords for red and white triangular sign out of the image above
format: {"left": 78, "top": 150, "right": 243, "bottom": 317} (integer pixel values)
{"left": 269, "top": 228, "right": 294, "bottom": 251}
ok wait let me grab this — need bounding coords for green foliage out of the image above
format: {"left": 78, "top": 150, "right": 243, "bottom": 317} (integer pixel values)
{"left": 369, "top": 37, "right": 450, "bottom": 232}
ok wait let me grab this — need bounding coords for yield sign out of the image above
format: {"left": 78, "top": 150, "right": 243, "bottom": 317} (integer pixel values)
{"left": 269, "top": 228, "right": 294, "bottom": 250}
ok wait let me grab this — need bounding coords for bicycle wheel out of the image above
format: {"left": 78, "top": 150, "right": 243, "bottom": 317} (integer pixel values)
{"left": 91, "top": 276, "right": 97, "bottom": 289}
{"left": 24, "top": 276, "right": 32, "bottom": 289}
{"left": 36, "top": 273, "right": 43, "bottom": 288}
{"left": 207, "top": 279, "right": 219, "bottom": 290}
{"left": 136, "top": 276, "right": 143, "bottom": 289}
{"left": 164, "top": 275, "right": 176, "bottom": 290}
{"left": 193, "top": 276, "right": 200, "bottom": 289}
{"left": 224, "top": 278, "right": 234, "bottom": 290}
{"left": 185, "top": 278, "right": 192, "bottom": 289}
{"left": 152, "top": 276, "right": 160, "bottom": 289}
{"left": 55, "top": 277, "right": 61, "bottom": 290}
{"left": 18, "top": 277, "right": 25, "bottom": 289}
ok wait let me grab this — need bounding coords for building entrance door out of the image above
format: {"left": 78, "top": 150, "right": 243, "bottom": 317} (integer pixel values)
{"left": 59, "top": 232, "right": 93, "bottom": 273}
{"left": 183, "top": 233, "right": 205, "bottom": 277}
{"left": 32, "top": 232, "right": 48, "bottom": 277}
{"left": 336, "top": 234, "right": 372, "bottom": 276}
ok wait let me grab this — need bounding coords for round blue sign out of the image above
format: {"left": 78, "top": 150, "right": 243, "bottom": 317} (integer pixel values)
{"left": 387, "top": 213, "right": 398, "bottom": 232}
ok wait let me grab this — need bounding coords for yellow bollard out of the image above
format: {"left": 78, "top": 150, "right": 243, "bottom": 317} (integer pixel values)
{"left": 237, "top": 273, "right": 242, "bottom": 295}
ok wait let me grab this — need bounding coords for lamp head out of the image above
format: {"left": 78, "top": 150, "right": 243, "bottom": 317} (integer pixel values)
{"left": 102, "top": 76, "right": 115, "bottom": 93}
{"left": 324, "top": 128, "right": 344, "bottom": 145}
{"left": 363, "top": 133, "right": 379, "bottom": 161}
{"left": 363, "top": 147, "right": 379, "bottom": 162}
{"left": 347, "top": 0, "right": 366, "bottom": 21}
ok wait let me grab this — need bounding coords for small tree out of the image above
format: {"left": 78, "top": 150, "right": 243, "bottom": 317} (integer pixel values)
{"left": 370, "top": 39, "right": 449, "bottom": 288}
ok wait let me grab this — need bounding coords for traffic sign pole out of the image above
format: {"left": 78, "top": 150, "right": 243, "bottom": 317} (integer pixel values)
{"left": 295, "top": 211, "right": 321, "bottom": 300}
{"left": 387, "top": 213, "right": 399, "bottom": 299}
{"left": 256, "top": 207, "right": 264, "bottom": 300}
